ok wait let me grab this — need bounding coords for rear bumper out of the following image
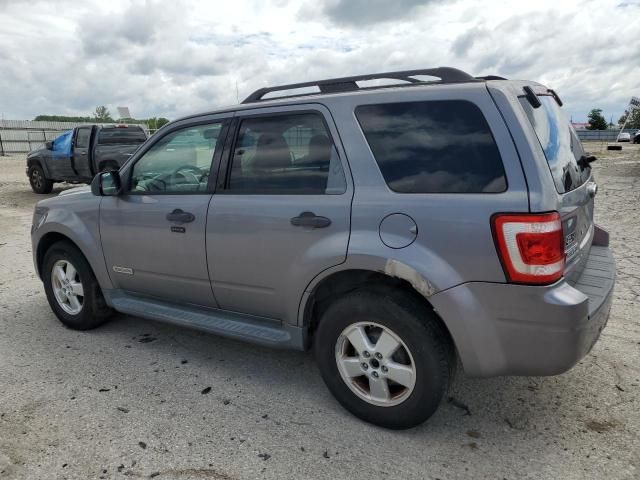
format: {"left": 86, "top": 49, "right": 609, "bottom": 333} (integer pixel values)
{"left": 430, "top": 245, "right": 615, "bottom": 377}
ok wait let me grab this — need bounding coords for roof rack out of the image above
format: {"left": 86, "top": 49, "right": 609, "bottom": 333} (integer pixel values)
{"left": 475, "top": 75, "right": 508, "bottom": 81}
{"left": 242, "top": 67, "right": 478, "bottom": 104}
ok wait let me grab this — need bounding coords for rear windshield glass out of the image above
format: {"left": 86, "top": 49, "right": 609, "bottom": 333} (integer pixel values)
{"left": 355, "top": 100, "right": 507, "bottom": 193}
{"left": 97, "top": 127, "right": 147, "bottom": 145}
{"left": 519, "top": 95, "right": 589, "bottom": 193}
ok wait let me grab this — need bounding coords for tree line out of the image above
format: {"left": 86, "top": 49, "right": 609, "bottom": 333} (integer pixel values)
{"left": 586, "top": 108, "right": 640, "bottom": 130}
{"left": 34, "top": 106, "right": 170, "bottom": 130}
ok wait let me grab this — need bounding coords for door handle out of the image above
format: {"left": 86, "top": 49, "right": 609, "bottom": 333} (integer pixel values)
{"left": 166, "top": 209, "right": 195, "bottom": 223}
{"left": 290, "top": 211, "right": 331, "bottom": 229}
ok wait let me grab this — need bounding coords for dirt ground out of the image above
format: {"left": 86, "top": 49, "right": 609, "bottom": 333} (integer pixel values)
{"left": 0, "top": 145, "right": 639, "bottom": 480}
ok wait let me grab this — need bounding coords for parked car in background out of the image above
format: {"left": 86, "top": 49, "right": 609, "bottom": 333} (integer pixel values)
{"left": 617, "top": 132, "right": 631, "bottom": 142}
{"left": 633, "top": 130, "right": 640, "bottom": 144}
{"left": 26, "top": 124, "right": 147, "bottom": 193}
{"left": 30, "top": 68, "right": 615, "bottom": 429}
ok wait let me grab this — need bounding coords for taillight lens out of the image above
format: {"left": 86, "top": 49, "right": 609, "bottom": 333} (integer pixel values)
{"left": 492, "top": 212, "right": 565, "bottom": 284}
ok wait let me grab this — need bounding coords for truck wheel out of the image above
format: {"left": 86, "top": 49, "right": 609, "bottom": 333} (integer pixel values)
{"left": 28, "top": 164, "right": 53, "bottom": 194}
{"left": 99, "top": 162, "right": 119, "bottom": 172}
{"left": 42, "top": 241, "right": 114, "bottom": 330}
{"left": 314, "top": 289, "right": 452, "bottom": 429}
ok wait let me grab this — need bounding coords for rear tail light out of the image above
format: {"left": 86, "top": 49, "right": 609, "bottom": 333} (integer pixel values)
{"left": 492, "top": 212, "right": 564, "bottom": 284}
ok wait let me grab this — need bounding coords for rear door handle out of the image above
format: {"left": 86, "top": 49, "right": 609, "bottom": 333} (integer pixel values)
{"left": 290, "top": 211, "right": 331, "bottom": 229}
{"left": 166, "top": 209, "right": 195, "bottom": 223}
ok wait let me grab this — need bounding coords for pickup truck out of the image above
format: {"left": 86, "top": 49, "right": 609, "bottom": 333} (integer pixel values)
{"left": 26, "top": 124, "right": 147, "bottom": 193}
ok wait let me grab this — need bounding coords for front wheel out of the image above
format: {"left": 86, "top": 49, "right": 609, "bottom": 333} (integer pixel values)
{"left": 28, "top": 164, "right": 53, "bottom": 194}
{"left": 314, "top": 289, "right": 453, "bottom": 429}
{"left": 42, "top": 241, "right": 114, "bottom": 330}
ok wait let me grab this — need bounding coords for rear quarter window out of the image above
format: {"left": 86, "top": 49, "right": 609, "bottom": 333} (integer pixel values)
{"left": 355, "top": 100, "right": 507, "bottom": 193}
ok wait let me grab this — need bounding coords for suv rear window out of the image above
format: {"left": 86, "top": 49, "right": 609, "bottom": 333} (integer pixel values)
{"left": 97, "top": 127, "right": 147, "bottom": 145}
{"left": 519, "top": 95, "right": 589, "bottom": 193}
{"left": 355, "top": 100, "right": 507, "bottom": 193}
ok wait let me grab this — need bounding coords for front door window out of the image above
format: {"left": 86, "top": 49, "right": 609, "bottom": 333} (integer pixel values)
{"left": 131, "top": 123, "right": 223, "bottom": 193}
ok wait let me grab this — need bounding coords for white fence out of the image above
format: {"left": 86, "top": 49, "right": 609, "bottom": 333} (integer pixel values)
{"left": 0, "top": 120, "right": 150, "bottom": 154}
{"left": 575, "top": 129, "right": 637, "bottom": 142}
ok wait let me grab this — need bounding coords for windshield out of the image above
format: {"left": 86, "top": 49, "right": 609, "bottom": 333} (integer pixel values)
{"left": 519, "top": 95, "right": 589, "bottom": 193}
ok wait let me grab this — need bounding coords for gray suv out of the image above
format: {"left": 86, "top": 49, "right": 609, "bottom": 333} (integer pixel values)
{"left": 30, "top": 67, "right": 615, "bottom": 429}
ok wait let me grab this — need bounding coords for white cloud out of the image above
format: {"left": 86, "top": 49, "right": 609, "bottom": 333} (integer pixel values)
{"left": 0, "top": 0, "right": 638, "bottom": 122}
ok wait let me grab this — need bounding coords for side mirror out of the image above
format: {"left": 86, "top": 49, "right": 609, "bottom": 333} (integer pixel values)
{"left": 45, "top": 141, "right": 53, "bottom": 150}
{"left": 91, "top": 171, "right": 122, "bottom": 196}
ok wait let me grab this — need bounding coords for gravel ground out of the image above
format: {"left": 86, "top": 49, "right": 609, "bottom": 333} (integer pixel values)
{"left": 0, "top": 145, "right": 639, "bottom": 480}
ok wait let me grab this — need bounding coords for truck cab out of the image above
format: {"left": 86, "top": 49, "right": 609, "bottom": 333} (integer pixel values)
{"left": 26, "top": 124, "right": 147, "bottom": 193}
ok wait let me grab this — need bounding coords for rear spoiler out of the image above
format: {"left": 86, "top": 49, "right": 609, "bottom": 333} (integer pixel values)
{"left": 523, "top": 85, "right": 563, "bottom": 108}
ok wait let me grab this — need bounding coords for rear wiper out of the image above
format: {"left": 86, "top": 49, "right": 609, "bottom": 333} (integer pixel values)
{"left": 578, "top": 154, "right": 597, "bottom": 169}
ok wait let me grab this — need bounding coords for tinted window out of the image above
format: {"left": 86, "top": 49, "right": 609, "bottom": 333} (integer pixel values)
{"left": 75, "top": 128, "right": 91, "bottom": 148}
{"left": 97, "top": 127, "right": 147, "bottom": 145}
{"left": 131, "top": 123, "right": 222, "bottom": 193}
{"left": 355, "top": 101, "right": 507, "bottom": 193}
{"left": 227, "top": 113, "right": 346, "bottom": 194}
{"left": 519, "top": 96, "right": 589, "bottom": 193}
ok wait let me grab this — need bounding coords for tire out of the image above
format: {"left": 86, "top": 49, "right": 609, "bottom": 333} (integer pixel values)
{"left": 42, "top": 240, "right": 114, "bottom": 330}
{"left": 28, "top": 164, "right": 53, "bottom": 194}
{"left": 314, "top": 288, "right": 452, "bottom": 429}
{"left": 99, "top": 162, "right": 119, "bottom": 172}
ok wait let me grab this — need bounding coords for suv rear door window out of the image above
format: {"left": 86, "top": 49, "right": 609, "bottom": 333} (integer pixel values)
{"left": 519, "top": 95, "right": 589, "bottom": 193}
{"left": 227, "top": 113, "right": 346, "bottom": 194}
{"left": 355, "top": 100, "right": 507, "bottom": 193}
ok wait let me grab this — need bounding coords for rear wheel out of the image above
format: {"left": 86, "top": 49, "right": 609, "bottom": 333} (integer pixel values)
{"left": 28, "top": 164, "right": 53, "bottom": 194}
{"left": 99, "top": 161, "right": 119, "bottom": 172}
{"left": 314, "top": 288, "right": 452, "bottom": 429}
{"left": 42, "top": 241, "right": 114, "bottom": 330}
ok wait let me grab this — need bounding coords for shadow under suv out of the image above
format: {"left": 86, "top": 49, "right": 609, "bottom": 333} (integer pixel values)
{"left": 31, "top": 67, "right": 615, "bottom": 429}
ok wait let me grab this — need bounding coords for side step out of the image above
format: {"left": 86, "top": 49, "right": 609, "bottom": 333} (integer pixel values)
{"left": 107, "top": 291, "right": 305, "bottom": 350}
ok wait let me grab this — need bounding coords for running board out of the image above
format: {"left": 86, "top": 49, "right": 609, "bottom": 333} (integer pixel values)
{"left": 106, "top": 290, "right": 305, "bottom": 350}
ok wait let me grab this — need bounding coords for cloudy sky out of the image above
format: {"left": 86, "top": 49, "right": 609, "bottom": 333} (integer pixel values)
{"left": 0, "top": 0, "right": 638, "bottom": 122}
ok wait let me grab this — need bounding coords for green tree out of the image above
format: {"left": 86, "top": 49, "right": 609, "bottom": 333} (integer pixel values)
{"left": 618, "top": 108, "right": 640, "bottom": 129}
{"left": 144, "top": 117, "right": 170, "bottom": 130}
{"left": 34, "top": 115, "right": 94, "bottom": 122}
{"left": 93, "top": 105, "right": 113, "bottom": 122}
{"left": 586, "top": 108, "right": 608, "bottom": 130}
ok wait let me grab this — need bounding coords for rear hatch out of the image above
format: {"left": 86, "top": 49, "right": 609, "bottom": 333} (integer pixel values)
{"left": 518, "top": 87, "right": 595, "bottom": 281}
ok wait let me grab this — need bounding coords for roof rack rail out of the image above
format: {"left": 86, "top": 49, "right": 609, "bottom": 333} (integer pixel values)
{"left": 242, "top": 67, "right": 477, "bottom": 104}
{"left": 475, "top": 75, "right": 508, "bottom": 80}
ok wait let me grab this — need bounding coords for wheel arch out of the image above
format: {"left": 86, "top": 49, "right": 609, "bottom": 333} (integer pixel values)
{"left": 34, "top": 222, "right": 113, "bottom": 292}
{"left": 300, "top": 265, "right": 456, "bottom": 355}
{"left": 97, "top": 159, "right": 119, "bottom": 171}
{"left": 27, "top": 156, "right": 52, "bottom": 178}
{"left": 36, "top": 232, "right": 82, "bottom": 280}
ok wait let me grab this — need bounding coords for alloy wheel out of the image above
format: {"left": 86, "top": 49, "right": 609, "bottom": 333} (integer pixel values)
{"left": 51, "top": 259, "right": 84, "bottom": 315}
{"left": 335, "top": 321, "right": 416, "bottom": 407}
